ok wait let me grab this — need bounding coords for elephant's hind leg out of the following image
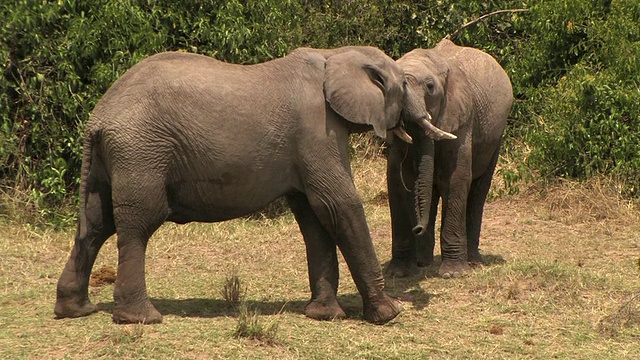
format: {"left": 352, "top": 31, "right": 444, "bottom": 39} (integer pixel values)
{"left": 110, "top": 179, "right": 168, "bottom": 324}
{"left": 56, "top": 182, "right": 115, "bottom": 319}
{"left": 287, "top": 192, "right": 346, "bottom": 321}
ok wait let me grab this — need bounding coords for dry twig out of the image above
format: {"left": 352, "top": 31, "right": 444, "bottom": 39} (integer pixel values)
{"left": 447, "top": 8, "right": 530, "bottom": 40}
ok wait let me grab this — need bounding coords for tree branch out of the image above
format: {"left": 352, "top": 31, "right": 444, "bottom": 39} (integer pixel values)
{"left": 446, "top": 8, "right": 530, "bottom": 40}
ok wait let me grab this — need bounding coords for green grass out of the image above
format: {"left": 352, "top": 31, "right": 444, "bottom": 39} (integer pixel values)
{"left": 1, "top": 157, "right": 639, "bottom": 359}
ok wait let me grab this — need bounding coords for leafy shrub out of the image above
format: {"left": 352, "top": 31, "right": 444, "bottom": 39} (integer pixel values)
{"left": 0, "top": 0, "right": 303, "bottom": 225}
{"left": 1, "top": 0, "right": 639, "bottom": 225}
{"left": 1, "top": 0, "right": 167, "bottom": 225}
{"left": 519, "top": 0, "right": 640, "bottom": 196}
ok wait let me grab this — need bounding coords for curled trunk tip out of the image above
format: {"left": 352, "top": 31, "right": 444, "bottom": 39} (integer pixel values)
{"left": 412, "top": 225, "right": 426, "bottom": 236}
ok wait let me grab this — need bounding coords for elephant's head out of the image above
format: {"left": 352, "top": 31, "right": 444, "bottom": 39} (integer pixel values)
{"left": 399, "top": 48, "right": 462, "bottom": 140}
{"left": 320, "top": 47, "right": 413, "bottom": 142}
{"left": 396, "top": 44, "right": 461, "bottom": 235}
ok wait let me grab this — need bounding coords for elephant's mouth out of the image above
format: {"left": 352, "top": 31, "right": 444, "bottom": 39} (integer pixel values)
{"left": 390, "top": 123, "right": 413, "bottom": 143}
{"left": 417, "top": 112, "right": 457, "bottom": 141}
{"left": 388, "top": 113, "right": 457, "bottom": 143}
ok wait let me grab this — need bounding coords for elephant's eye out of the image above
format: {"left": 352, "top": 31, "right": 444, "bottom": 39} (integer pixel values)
{"left": 425, "top": 81, "right": 435, "bottom": 94}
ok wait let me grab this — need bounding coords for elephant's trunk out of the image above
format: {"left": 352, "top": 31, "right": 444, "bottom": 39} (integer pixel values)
{"left": 412, "top": 136, "right": 434, "bottom": 236}
{"left": 401, "top": 84, "right": 447, "bottom": 235}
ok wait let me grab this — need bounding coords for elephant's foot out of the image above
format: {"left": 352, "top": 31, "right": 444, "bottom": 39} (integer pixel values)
{"left": 54, "top": 297, "right": 98, "bottom": 319}
{"left": 363, "top": 293, "right": 403, "bottom": 325}
{"left": 438, "top": 259, "right": 471, "bottom": 279}
{"left": 305, "top": 297, "right": 346, "bottom": 321}
{"left": 385, "top": 258, "right": 420, "bottom": 278}
{"left": 416, "top": 251, "right": 434, "bottom": 268}
{"left": 112, "top": 299, "right": 162, "bottom": 324}
{"left": 467, "top": 249, "right": 484, "bottom": 268}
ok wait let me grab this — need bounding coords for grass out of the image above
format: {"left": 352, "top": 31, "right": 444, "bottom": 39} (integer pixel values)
{"left": 233, "top": 301, "right": 280, "bottom": 345}
{"left": 1, "top": 156, "right": 639, "bottom": 359}
{"left": 222, "top": 272, "right": 245, "bottom": 307}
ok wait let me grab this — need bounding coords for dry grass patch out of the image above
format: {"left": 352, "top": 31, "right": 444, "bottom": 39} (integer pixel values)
{"left": 508, "top": 176, "right": 640, "bottom": 225}
{"left": 1, "top": 156, "right": 640, "bottom": 359}
{"left": 597, "top": 292, "right": 640, "bottom": 337}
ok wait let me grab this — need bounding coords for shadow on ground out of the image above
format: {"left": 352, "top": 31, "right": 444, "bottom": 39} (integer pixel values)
{"left": 96, "top": 293, "right": 368, "bottom": 320}
{"left": 93, "top": 253, "right": 505, "bottom": 321}
{"left": 382, "top": 252, "right": 506, "bottom": 311}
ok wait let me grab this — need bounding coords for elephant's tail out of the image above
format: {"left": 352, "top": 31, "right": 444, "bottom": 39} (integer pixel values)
{"left": 76, "top": 129, "right": 98, "bottom": 240}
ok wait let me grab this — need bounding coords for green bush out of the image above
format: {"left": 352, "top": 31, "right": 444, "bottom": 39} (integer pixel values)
{"left": 1, "top": 0, "right": 639, "bottom": 225}
{"left": 1, "top": 1, "right": 166, "bottom": 225}
{"left": 0, "top": 0, "right": 303, "bottom": 225}
{"left": 518, "top": 0, "right": 640, "bottom": 196}
{"left": 442, "top": 0, "right": 639, "bottom": 197}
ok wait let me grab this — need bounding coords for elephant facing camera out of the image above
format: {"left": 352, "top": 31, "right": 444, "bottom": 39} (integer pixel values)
{"left": 386, "top": 39, "right": 514, "bottom": 279}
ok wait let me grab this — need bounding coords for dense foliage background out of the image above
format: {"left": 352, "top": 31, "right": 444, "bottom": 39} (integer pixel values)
{"left": 1, "top": 0, "right": 639, "bottom": 225}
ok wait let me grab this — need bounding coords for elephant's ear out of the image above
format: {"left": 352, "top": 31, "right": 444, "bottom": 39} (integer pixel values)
{"left": 438, "top": 61, "right": 475, "bottom": 134}
{"left": 420, "top": 49, "right": 472, "bottom": 134}
{"left": 324, "top": 51, "right": 401, "bottom": 138}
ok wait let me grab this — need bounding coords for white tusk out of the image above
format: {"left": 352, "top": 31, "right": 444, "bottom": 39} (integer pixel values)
{"left": 418, "top": 118, "right": 457, "bottom": 140}
{"left": 392, "top": 127, "right": 413, "bottom": 144}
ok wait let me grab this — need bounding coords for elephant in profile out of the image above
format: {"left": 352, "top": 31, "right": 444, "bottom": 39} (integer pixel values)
{"left": 54, "top": 46, "right": 439, "bottom": 325}
{"left": 386, "top": 39, "right": 513, "bottom": 278}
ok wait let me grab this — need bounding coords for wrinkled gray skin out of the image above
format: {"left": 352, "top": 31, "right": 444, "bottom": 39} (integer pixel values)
{"left": 55, "top": 46, "right": 410, "bottom": 325}
{"left": 386, "top": 39, "right": 513, "bottom": 278}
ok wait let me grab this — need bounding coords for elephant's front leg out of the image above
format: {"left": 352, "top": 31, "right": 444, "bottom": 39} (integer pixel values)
{"left": 386, "top": 141, "right": 420, "bottom": 277}
{"left": 437, "top": 143, "right": 473, "bottom": 278}
{"left": 466, "top": 145, "right": 501, "bottom": 265}
{"left": 287, "top": 192, "right": 346, "bottom": 321}
{"left": 304, "top": 181, "right": 402, "bottom": 324}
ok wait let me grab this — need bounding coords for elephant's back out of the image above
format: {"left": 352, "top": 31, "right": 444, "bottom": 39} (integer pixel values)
{"left": 439, "top": 40, "right": 513, "bottom": 177}
{"left": 85, "top": 50, "right": 310, "bottom": 193}
{"left": 93, "top": 51, "right": 290, "bottom": 111}
{"left": 436, "top": 39, "right": 512, "bottom": 100}
{"left": 88, "top": 50, "right": 298, "bottom": 142}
